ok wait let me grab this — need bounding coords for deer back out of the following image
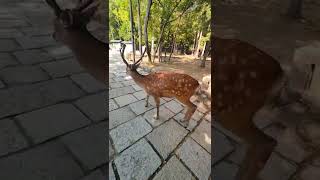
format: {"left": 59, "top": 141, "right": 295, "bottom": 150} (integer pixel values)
{"left": 214, "top": 37, "right": 284, "bottom": 114}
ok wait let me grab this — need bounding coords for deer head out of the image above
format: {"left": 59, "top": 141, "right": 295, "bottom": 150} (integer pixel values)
{"left": 120, "top": 43, "right": 146, "bottom": 74}
{"left": 45, "top": 0, "right": 99, "bottom": 43}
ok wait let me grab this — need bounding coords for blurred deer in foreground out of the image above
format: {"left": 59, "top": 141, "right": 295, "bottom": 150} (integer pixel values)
{"left": 214, "top": 36, "right": 286, "bottom": 179}
{"left": 120, "top": 43, "right": 206, "bottom": 126}
{"left": 45, "top": 0, "right": 107, "bottom": 83}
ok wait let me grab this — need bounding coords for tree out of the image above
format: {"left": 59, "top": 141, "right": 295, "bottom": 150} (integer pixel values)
{"left": 129, "top": 0, "right": 136, "bottom": 62}
{"left": 144, "top": 0, "right": 153, "bottom": 62}
{"left": 137, "top": 0, "right": 143, "bottom": 53}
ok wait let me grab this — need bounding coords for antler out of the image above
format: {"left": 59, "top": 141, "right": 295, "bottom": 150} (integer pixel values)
{"left": 45, "top": 0, "right": 62, "bottom": 16}
{"left": 134, "top": 48, "right": 147, "bottom": 65}
{"left": 120, "top": 43, "right": 129, "bottom": 66}
{"left": 75, "top": 0, "right": 95, "bottom": 11}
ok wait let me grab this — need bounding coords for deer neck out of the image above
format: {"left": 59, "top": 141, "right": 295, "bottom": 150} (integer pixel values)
{"left": 129, "top": 70, "right": 147, "bottom": 87}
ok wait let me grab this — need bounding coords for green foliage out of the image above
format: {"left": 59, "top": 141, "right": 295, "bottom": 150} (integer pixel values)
{"left": 109, "top": 0, "right": 211, "bottom": 51}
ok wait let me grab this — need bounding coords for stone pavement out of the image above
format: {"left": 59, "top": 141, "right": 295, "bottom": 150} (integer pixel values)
{"left": 108, "top": 50, "right": 212, "bottom": 180}
{"left": 0, "top": 0, "right": 107, "bottom": 179}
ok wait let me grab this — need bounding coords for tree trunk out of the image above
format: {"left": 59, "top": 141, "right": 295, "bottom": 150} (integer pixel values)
{"left": 129, "top": 0, "right": 135, "bottom": 62}
{"left": 193, "top": 31, "right": 199, "bottom": 55}
{"left": 195, "top": 31, "right": 202, "bottom": 57}
{"left": 144, "top": 0, "right": 153, "bottom": 63}
{"left": 200, "top": 42, "right": 210, "bottom": 68}
{"left": 158, "top": 42, "right": 162, "bottom": 62}
{"left": 287, "top": 0, "right": 303, "bottom": 18}
{"left": 168, "top": 36, "right": 175, "bottom": 61}
{"left": 137, "top": 0, "right": 142, "bottom": 53}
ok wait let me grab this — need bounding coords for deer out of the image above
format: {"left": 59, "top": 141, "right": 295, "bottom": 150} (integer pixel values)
{"left": 119, "top": 43, "right": 205, "bottom": 126}
{"left": 213, "top": 36, "right": 288, "bottom": 180}
{"left": 44, "top": 0, "right": 107, "bottom": 83}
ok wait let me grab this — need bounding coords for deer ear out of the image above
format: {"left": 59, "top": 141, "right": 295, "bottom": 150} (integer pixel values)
{"left": 80, "top": 2, "right": 99, "bottom": 20}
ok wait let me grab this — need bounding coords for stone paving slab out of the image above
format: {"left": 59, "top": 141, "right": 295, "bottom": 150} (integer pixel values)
{"left": 44, "top": 45, "right": 73, "bottom": 59}
{"left": 109, "top": 106, "right": 136, "bottom": 129}
{"left": 110, "top": 116, "right": 152, "bottom": 153}
{"left": 143, "top": 105, "right": 175, "bottom": 127}
{"left": 109, "top": 164, "right": 116, "bottom": 180}
{"left": 16, "top": 103, "right": 90, "bottom": 144}
{"left": 20, "top": 27, "right": 53, "bottom": 37}
{"left": 173, "top": 112, "right": 198, "bottom": 131}
{"left": 109, "top": 86, "right": 135, "bottom": 99}
{"left": 15, "top": 36, "right": 46, "bottom": 49}
{"left": 191, "top": 120, "right": 211, "bottom": 153}
{"left": 114, "top": 138, "right": 161, "bottom": 180}
{"left": 176, "top": 138, "right": 211, "bottom": 180}
{"left": 0, "top": 78, "right": 85, "bottom": 119}
{"left": 0, "top": 65, "right": 50, "bottom": 85}
{"left": 110, "top": 82, "right": 124, "bottom": 89}
{"left": 114, "top": 94, "right": 138, "bottom": 107}
{"left": 109, "top": 99, "right": 119, "bottom": 112}
{"left": 147, "top": 120, "right": 188, "bottom": 159}
{"left": 129, "top": 99, "right": 154, "bottom": 115}
{"left": 0, "top": 39, "right": 21, "bottom": 52}
{"left": 40, "top": 58, "right": 84, "bottom": 78}
{"left": 153, "top": 155, "right": 195, "bottom": 180}
{"left": 0, "top": 20, "right": 29, "bottom": 28}
{"left": 0, "top": 53, "right": 18, "bottom": 69}
{"left": 258, "top": 152, "right": 297, "bottom": 180}
{"left": 0, "top": 29, "right": 23, "bottom": 38}
{"left": 61, "top": 122, "right": 107, "bottom": 171}
{"left": 213, "top": 161, "right": 239, "bottom": 180}
{"left": 163, "top": 100, "right": 184, "bottom": 114}
{"left": 213, "top": 130, "right": 235, "bottom": 165}
{"left": 80, "top": 170, "right": 106, "bottom": 180}
{"left": 133, "top": 90, "right": 147, "bottom": 100}
{"left": 71, "top": 73, "right": 106, "bottom": 93}
{"left": 0, "top": 118, "right": 29, "bottom": 157}
{"left": 0, "top": 80, "right": 4, "bottom": 89}
{"left": 0, "top": 141, "right": 84, "bottom": 180}
{"left": 13, "top": 49, "right": 53, "bottom": 65}
{"left": 74, "top": 92, "right": 107, "bottom": 122}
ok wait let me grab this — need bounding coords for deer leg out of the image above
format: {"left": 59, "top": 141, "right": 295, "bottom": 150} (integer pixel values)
{"left": 145, "top": 95, "right": 149, "bottom": 107}
{"left": 178, "top": 98, "right": 197, "bottom": 127}
{"left": 153, "top": 96, "right": 160, "bottom": 120}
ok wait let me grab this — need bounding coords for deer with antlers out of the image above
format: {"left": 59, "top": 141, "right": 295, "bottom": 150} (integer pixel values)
{"left": 120, "top": 43, "right": 206, "bottom": 125}
{"left": 45, "top": 0, "right": 107, "bottom": 83}
{"left": 213, "top": 36, "right": 287, "bottom": 179}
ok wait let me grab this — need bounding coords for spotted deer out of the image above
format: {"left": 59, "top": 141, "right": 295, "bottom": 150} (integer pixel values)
{"left": 120, "top": 43, "right": 203, "bottom": 125}
{"left": 45, "top": 0, "right": 107, "bottom": 83}
{"left": 214, "top": 36, "right": 286, "bottom": 179}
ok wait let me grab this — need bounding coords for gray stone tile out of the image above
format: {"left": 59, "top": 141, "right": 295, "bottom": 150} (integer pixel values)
{"left": 164, "top": 100, "right": 184, "bottom": 114}
{"left": 114, "top": 94, "right": 138, "bottom": 107}
{"left": 213, "top": 161, "right": 239, "bottom": 180}
{"left": 44, "top": 46, "right": 73, "bottom": 59}
{"left": 110, "top": 82, "right": 124, "bottom": 89}
{"left": 176, "top": 138, "right": 211, "bottom": 180}
{"left": 191, "top": 110, "right": 204, "bottom": 121}
{"left": 109, "top": 164, "right": 116, "bottom": 180}
{"left": 31, "top": 35, "right": 58, "bottom": 47}
{"left": 276, "top": 130, "right": 311, "bottom": 163}
{"left": 80, "top": 170, "right": 105, "bottom": 180}
{"left": 258, "top": 152, "right": 297, "bottom": 180}
{"left": 0, "top": 20, "right": 29, "bottom": 28}
{"left": 0, "top": 78, "right": 85, "bottom": 119}
{"left": 15, "top": 36, "right": 44, "bottom": 49}
{"left": 0, "top": 118, "right": 29, "bottom": 156}
{"left": 13, "top": 49, "right": 53, "bottom": 65}
{"left": 162, "top": 97, "right": 173, "bottom": 101}
{"left": 213, "top": 130, "right": 234, "bottom": 164}
{"left": 147, "top": 120, "right": 188, "bottom": 159}
{"left": 143, "top": 106, "right": 175, "bottom": 127}
{"left": 227, "top": 143, "right": 248, "bottom": 165}
{"left": 263, "top": 123, "right": 285, "bottom": 140}
{"left": 149, "top": 96, "right": 166, "bottom": 106}
{"left": 20, "top": 27, "right": 53, "bottom": 36}
{"left": 109, "top": 99, "right": 119, "bottom": 112}
{"left": 114, "top": 139, "right": 161, "bottom": 180}
{"left": 191, "top": 120, "right": 211, "bottom": 153}
{"left": 0, "top": 39, "right": 20, "bottom": 52}
{"left": 153, "top": 155, "right": 194, "bottom": 180}
{"left": 133, "top": 90, "right": 147, "bottom": 100}
{"left": 0, "top": 141, "right": 84, "bottom": 180}
{"left": 40, "top": 58, "right": 84, "bottom": 78}
{"left": 110, "top": 116, "right": 152, "bottom": 152}
{"left": 132, "top": 84, "right": 143, "bottom": 91}
{"left": 109, "top": 106, "right": 136, "bottom": 129}
{"left": 109, "top": 139, "right": 115, "bottom": 159}
{"left": 122, "top": 80, "right": 136, "bottom": 86}
{"left": 61, "top": 122, "right": 107, "bottom": 170}
{"left": 0, "top": 80, "right": 4, "bottom": 89}
{"left": 129, "top": 100, "right": 154, "bottom": 115}
{"left": 71, "top": 73, "right": 106, "bottom": 93}
{"left": 74, "top": 92, "right": 106, "bottom": 122}
{"left": 109, "top": 86, "right": 135, "bottom": 99}
{"left": 0, "top": 29, "right": 23, "bottom": 38}
{"left": 0, "top": 53, "right": 18, "bottom": 69}
{"left": 0, "top": 65, "right": 50, "bottom": 85}
{"left": 173, "top": 112, "right": 198, "bottom": 131}
{"left": 204, "top": 112, "right": 211, "bottom": 122}
{"left": 16, "top": 103, "right": 90, "bottom": 144}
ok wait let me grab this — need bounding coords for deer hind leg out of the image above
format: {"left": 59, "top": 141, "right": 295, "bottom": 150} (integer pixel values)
{"left": 177, "top": 97, "right": 197, "bottom": 126}
{"left": 153, "top": 96, "right": 160, "bottom": 120}
{"left": 145, "top": 95, "right": 150, "bottom": 107}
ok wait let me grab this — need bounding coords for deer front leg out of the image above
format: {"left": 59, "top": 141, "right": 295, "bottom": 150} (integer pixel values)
{"left": 153, "top": 96, "right": 160, "bottom": 120}
{"left": 145, "top": 94, "right": 149, "bottom": 107}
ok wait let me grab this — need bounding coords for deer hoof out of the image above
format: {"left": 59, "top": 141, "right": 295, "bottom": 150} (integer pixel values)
{"left": 179, "top": 119, "right": 189, "bottom": 127}
{"left": 153, "top": 114, "right": 159, "bottom": 120}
